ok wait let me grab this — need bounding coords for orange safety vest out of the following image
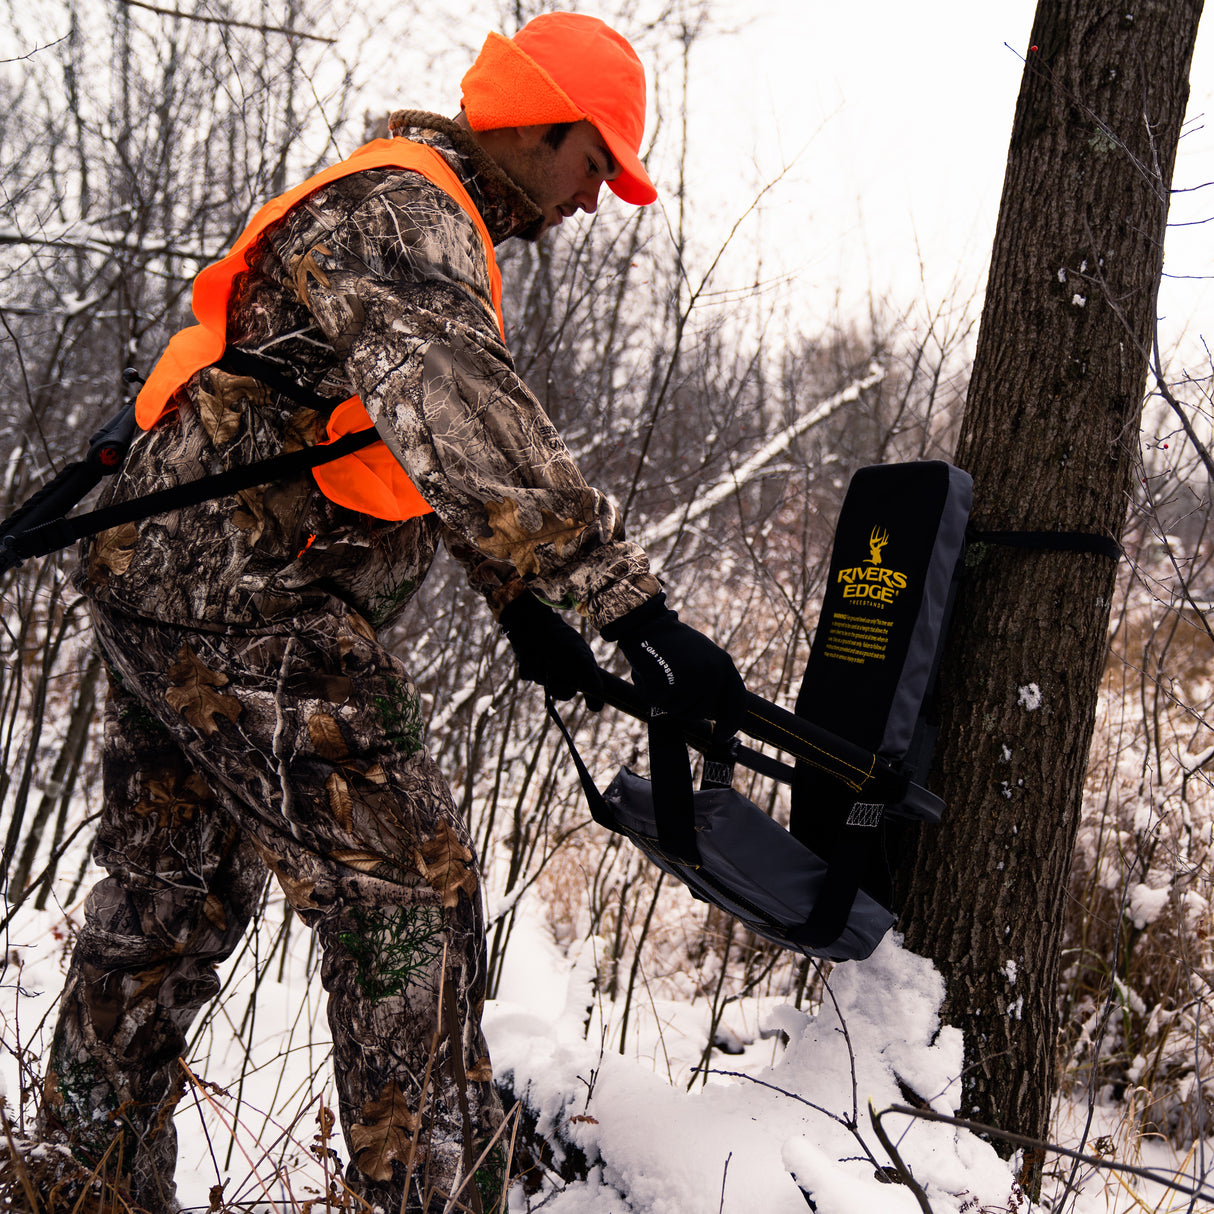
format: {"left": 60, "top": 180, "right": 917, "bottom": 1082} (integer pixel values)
{"left": 136, "top": 139, "right": 506, "bottom": 521}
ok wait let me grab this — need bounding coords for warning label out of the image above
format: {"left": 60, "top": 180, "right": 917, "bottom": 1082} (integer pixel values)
{"left": 820, "top": 611, "right": 891, "bottom": 666}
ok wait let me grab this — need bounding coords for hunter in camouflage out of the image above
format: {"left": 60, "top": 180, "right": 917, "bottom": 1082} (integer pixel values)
{"left": 33, "top": 13, "right": 746, "bottom": 1213}
{"left": 45, "top": 605, "right": 500, "bottom": 1212}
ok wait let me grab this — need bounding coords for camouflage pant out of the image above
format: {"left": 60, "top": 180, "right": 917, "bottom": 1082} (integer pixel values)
{"left": 41, "top": 601, "right": 503, "bottom": 1213}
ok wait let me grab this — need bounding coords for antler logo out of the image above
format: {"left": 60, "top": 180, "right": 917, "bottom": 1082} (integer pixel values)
{"left": 867, "top": 527, "right": 890, "bottom": 566}
{"left": 837, "top": 526, "right": 907, "bottom": 602}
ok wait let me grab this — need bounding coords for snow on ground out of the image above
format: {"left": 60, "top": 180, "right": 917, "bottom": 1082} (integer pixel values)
{"left": 486, "top": 910, "right": 1016, "bottom": 1213}
{"left": 2, "top": 879, "right": 1212, "bottom": 1212}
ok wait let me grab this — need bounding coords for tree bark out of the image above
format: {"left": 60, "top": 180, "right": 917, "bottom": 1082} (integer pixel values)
{"left": 896, "top": 0, "right": 1203, "bottom": 1173}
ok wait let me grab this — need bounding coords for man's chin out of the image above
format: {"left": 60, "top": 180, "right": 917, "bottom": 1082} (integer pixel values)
{"left": 518, "top": 212, "right": 562, "bottom": 242}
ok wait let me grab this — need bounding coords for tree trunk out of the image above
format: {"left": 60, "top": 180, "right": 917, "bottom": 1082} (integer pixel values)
{"left": 896, "top": 0, "right": 1203, "bottom": 1173}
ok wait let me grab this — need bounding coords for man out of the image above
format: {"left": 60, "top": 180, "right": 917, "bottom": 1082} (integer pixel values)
{"left": 36, "top": 12, "right": 744, "bottom": 1213}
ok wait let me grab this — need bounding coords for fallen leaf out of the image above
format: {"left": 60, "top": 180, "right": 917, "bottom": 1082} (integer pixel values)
{"left": 285, "top": 407, "right": 321, "bottom": 453}
{"left": 331, "top": 848, "right": 388, "bottom": 874}
{"left": 326, "top": 772, "right": 355, "bottom": 833}
{"left": 348, "top": 1082, "right": 419, "bottom": 1183}
{"left": 195, "top": 381, "right": 244, "bottom": 446}
{"left": 202, "top": 894, "right": 228, "bottom": 934}
{"left": 231, "top": 486, "right": 266, "bottom": 542}
{"left": 90, "top": 522, "right": 139, "bottom": 579}
{"left": 467, "top": 1056, "right": 493, "bottom": 1083}
{"left": 346, "top": 612, "right": 377, "bottom": 643}
{"left": 309, "top": 712, "right": 349, "bottom": 761}
{"left": 250, "top": 836, "right": 320, "bottom": 911}
{"left": 132, "top": 769, "right": 210, "bottom": 829}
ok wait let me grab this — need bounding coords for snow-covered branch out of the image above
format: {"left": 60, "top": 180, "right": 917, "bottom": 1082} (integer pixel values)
{"left": 0, "top": 222, "right": 212, "bottom": 265}
{"left": 639, "top": 363, "right": 886, "bottom": 549}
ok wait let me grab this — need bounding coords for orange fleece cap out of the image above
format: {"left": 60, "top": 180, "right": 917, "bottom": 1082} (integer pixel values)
{"left": 461, "top": 12, "right": 657, "bottom": 206}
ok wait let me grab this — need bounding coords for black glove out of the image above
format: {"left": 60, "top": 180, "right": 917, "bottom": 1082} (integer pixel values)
{"left": 499, "top": 591, "right": 605, "bottom": 710}
{"left": 601, "top": 593, "right": 746, "bottom": 737}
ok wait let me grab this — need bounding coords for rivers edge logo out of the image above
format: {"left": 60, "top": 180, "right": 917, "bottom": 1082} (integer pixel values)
{"left": 835, "top": 526, "right": 908, "bottom": 604}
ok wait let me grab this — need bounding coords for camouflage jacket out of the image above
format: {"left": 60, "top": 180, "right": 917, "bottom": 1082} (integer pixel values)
{"left": 81, "top": 112, "right": 660, "bottom": 634}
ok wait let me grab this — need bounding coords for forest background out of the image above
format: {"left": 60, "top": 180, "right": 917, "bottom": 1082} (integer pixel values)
{"left": 0, "top": 0, "right": 1212, "bottom": 1210}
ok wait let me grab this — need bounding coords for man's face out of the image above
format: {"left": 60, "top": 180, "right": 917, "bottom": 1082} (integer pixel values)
{"left": 498, "top": 120, "right": 621, "bottom": 240}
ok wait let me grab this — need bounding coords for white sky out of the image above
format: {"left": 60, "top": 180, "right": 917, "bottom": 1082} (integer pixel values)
{"left": 661, "top": 0, "right": 1212, "bottom": 355}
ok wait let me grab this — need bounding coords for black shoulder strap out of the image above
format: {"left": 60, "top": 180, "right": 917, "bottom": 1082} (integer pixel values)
{"left": 0, "top": 427, "right": 380, "bottom": 570}
{"left": 0, "top": 352, "right": 381, "bottom": 573}
{"left": 217, "top": 347, "right": 340, "bottom": 414}
{"left": 799, "top": 804, "right": 883, "bottom": 947}
{"left": 544, "top": 694, "right": 621, "bottom": 832}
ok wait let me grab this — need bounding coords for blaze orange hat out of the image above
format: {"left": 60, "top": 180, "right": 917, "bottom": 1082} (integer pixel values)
{"left": 460, "top": 12, "right": 657, "bottom": 206}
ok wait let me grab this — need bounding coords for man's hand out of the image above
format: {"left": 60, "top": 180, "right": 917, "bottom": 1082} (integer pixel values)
{"left": 499, "top": 592, "right": 605, "bottom": 710}
{"left": 601, "top": 593, "right": 745, "bottom": 737}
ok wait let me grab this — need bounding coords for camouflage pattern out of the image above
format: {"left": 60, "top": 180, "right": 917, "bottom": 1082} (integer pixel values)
{"left": 85, "top": 111, "right": 660, "bottom": 633}
{"left": 42, "top": 601, "right": 502, "bottom": 1212}
{"left": 43, "top": 111, "right": 662, "bottom": 1210}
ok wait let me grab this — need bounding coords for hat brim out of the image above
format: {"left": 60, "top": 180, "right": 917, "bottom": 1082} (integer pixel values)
{"left": 599, "top": 121, "right": 657, "bottom": 205}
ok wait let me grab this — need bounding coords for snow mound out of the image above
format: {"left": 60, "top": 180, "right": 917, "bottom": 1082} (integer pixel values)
{"left": 485, "top": 926, "right": 1019, "bottom": 1213}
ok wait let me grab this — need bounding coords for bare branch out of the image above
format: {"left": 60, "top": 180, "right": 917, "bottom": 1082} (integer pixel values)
{"left": 0, "top": 35, "right": 69, "bottom": 64}
{"left": 640, "top": 365, "right": 887, "bottom": 548}
{"left": 116, "top": 0, "right": 336, "bottom": 44}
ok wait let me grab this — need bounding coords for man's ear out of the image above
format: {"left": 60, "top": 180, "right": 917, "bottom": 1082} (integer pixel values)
{"left": 513, "top": 123, "right": 550, "bottom": 149}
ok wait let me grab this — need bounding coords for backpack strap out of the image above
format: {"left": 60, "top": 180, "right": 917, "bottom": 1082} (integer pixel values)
{"left": 798, "top": 797, "right": 886, "bottom": 947}
{"left": 216, "top": 346, "right": 339, "bottom": 414}
{"left": 0, "top": 424, "right": 380, "bottom": 573}
{"left": 543, "top": 695, "right": 613, "bottom": 831}
{"left": 0, "top": 346, "right": 394, "bottom": 575}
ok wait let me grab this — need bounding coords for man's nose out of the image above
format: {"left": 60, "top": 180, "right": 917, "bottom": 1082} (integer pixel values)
{"left": 576, "top": 180, "right": 603, "bottom": 214}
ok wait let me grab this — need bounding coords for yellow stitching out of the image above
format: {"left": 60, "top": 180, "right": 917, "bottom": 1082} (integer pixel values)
{"left": 747, "top": 708, "right": 876, "bottom": 792}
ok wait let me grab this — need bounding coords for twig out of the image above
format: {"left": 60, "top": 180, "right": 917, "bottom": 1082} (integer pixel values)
{"left": 706, "top": 1069, "right": 884, "bottom": 1174}
{"left": 116, "top": 0, "right": 336, "bottom": 43}
{"left": 866, "top": 1103, "right": 935, "bottom": 1214}
{"left": 1057, "top": 822, "right": 1150, "bottom": 1214}
{"left": 717, "top": 1151, "right": 732, "bottom": 1214}
{"left": 0, "top": 810, "right": 102, "bottom": 934}
{"left": 0, "top": 307, "right": 51, "bottom": 468}
{"left": 401, "top": 943, "right": 448, "bottom": 1212}
{"left": 879, "top": 1104, "right": 1214, "bottom": 1203}
{"left": 1, "top": 1109, "right": 41, "bottom": 1213}
{"left": 443, "top": 1100, "right": 525, "bottom": 1214}
{"left": 178, "top": 1058, "right": 289, "bottom": 1211}
{"left": 817, "top": 966, "right": 861, "bottom": 1130}
{"left": 639, "top": 365, "right": 887, "bottom": 548}
{"left": 616, "top": 871, "right": 664, "bottom": 1057}
{"left": 497, "top": 1100, "right": 523, "bottom": 1214}
{"left": 0, "top": 35, "right": 68, "bottom": 64}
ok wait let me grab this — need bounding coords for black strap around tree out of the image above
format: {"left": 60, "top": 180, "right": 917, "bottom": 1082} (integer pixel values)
{"left": 968, "top": 527, "right": 1122, "bottom": 562}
